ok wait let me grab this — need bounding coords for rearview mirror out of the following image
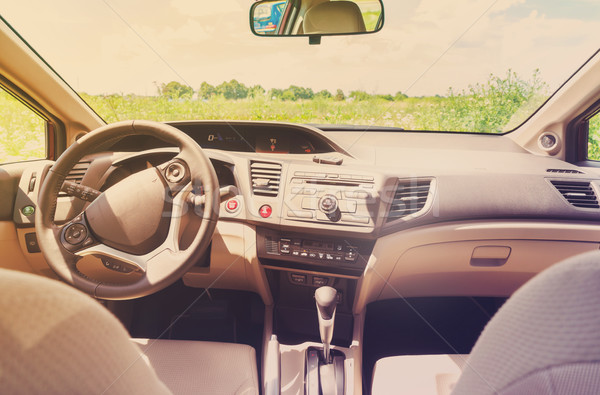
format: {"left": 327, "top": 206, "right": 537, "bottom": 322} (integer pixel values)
{"left": 250, "top": 0, "right": 384, "bottom": 42}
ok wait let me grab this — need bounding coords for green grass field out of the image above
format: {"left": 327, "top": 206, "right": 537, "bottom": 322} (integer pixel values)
{"left": 81, "top": 92, "right": 545, "bottom": 133}
{"left": 0, "top": 89, "right": 45, "bottom": 163}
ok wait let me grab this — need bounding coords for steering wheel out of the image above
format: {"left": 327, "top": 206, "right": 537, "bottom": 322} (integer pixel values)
{"left": 35, "top": 120, "right": 220, "bottom": 300}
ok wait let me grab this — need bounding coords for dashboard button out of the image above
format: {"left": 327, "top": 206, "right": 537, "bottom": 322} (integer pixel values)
{"left": 351, "top": 175, "right": 374, "bottom": 181}
{"left": 291, "top": 188, "right": 317, "bottom": 196}
{"left": 64, "top": 223, "right": 87, "bottom": 245}
{"left": 21, "top": 205, "right": 35, "bottom": 217}
{"left": 341, "top": 214, "right": 370, "bottom": 224}
{"left": 287, "top": 210, "right": 314, "bottom": 219}
{"left": 344, "top": 190, "right": 370, "bottom": 199}
{"left": 225, "top": 198, "right": 239, "bottom": 213}
{"left": 24, "top": 233, "right": 40, "bottom": 253}
{"left": 345, "top": 247, "right": 358, "bottom": 262}
{"left": 304, "top": 172, "right": 326, "bottom": 178}
{"left": 82, "top": 237, "right": 95, "bottom": 247}
{"left": 259, "top": 205, "right": 272, "bottom": 218}
{"left": 339, "top": 200, "right": 357, "bottom": 213}
{"left": 316, "top": 212, "right": 330, "bottom": 221}
{"left": 302, "top": 197, "right": 319, "bottom": 210}
{"left": 280, "top": 239, "right": 291, "bottom": 254}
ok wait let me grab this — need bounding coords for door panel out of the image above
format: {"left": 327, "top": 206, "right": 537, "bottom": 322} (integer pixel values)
{"left": 0, "top": 161, "right": 54, "bottom": 276}
{"left": 0, "top": 162, "right": 24, "bottom": 220}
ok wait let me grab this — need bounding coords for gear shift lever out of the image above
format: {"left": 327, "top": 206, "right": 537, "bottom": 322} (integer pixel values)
{"left": 315, "top": 286, "right": 337, "bottom": 364}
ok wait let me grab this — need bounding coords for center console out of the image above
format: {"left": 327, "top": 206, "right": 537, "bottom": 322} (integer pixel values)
{"left": 258, "top": 167, "right": 379, "bottom": 394}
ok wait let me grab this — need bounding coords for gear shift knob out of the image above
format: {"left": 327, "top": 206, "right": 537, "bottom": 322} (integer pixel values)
{"left": 315, "top": 286, "right": 337, "bottom": 363}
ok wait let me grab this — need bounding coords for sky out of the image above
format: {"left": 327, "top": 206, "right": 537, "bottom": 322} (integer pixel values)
{"left": 1, "top": 0, "right": 600, "bottom": 97}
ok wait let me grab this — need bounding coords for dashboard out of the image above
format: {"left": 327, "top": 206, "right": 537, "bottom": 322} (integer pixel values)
{"left": 13, "top": 120, "right": 600, "bottom": 306}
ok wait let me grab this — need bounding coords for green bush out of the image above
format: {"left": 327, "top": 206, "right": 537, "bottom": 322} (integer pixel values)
{"left": 588, "top": 114, "right": 600, "bottom": 160}
{"left": 215, "top": 79, "right": 249, "bottom": 100}
{"left": 349, "top": 90, "right": 371, "bottom": 101}
{"left": 159, "top": 81, "right": 193, "bottom": 99}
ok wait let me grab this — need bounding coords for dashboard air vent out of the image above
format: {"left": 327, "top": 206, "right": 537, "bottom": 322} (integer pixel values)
{"left": 546, "top": 168, "right": 584, "bottom": 174}
{"left": 59, "top": 160, "right": 91, "bottom": 196}
{"left": 387, "top": 179, "right": 431, "bottom": 222}
{"left": 551, "top": 180, "right": 599, "bottom": 209}
{"left": 251, "top": 161, "right": 282, "bottom": 197}
{"left": 65, "top": 160, "right": 91, "bottom": 184}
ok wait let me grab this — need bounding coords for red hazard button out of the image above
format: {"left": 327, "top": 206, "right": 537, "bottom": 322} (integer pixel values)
{"left": 259, "top": 204, "right": 272, "bottom": 218}
{"left": 225, "top": 198, "right": 239, "bottom": 213}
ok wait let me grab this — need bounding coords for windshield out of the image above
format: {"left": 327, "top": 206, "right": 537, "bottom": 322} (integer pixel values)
{"left": 3, "top": 0, "right": 600, "bottom": 133}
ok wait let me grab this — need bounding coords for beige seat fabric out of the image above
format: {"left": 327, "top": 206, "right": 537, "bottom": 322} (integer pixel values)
{"left": 371, "top": 354, "right": 467, "bottom": 395}
{"left": 133, "top": 339, "right": 258, "bottom": 395}
{"left": 0, "top": 268, "right": 259, "bottom": 394}
{"left": 303, "top": 1, "right": 366, "bottom": 34}
{"left": 453, "top": 250, "right": 600, "bottom": 394}
{"left": 372, "top": 250, "right": 600, "bottom": 395}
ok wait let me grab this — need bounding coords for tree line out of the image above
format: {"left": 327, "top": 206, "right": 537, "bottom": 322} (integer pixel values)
{"left": 157, "top": 80, "right": 408, "bottom": 102}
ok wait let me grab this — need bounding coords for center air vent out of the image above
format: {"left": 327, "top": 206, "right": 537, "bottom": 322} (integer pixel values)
{"left": 387, "top": 179, "right": 432, "bottom": 222}
{"left": 551, "top": 180, "right": 599, "bottom": 209}
{"left": 251, "top": 161, "right": 282, "bottom": 197}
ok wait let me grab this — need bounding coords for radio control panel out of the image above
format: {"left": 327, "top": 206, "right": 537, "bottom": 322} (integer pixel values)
{"left": 283, "top": 171, "right": 377, "bottom": 227}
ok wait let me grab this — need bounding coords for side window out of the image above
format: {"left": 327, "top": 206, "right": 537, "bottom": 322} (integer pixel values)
{"left": 587, "top": 112, "right": 600, "bottom": 161}
{"left": 0, "top": 87, "right": 46, "bottom": 163}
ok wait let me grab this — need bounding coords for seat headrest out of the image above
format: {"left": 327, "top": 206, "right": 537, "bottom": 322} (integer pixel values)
{"left": 303, "top": 1, "right": 366, "bottom": 34}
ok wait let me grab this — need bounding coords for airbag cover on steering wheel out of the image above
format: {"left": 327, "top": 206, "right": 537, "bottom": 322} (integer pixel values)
{"left": 85, "top": 168, "right": 171, "bottom": 256}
